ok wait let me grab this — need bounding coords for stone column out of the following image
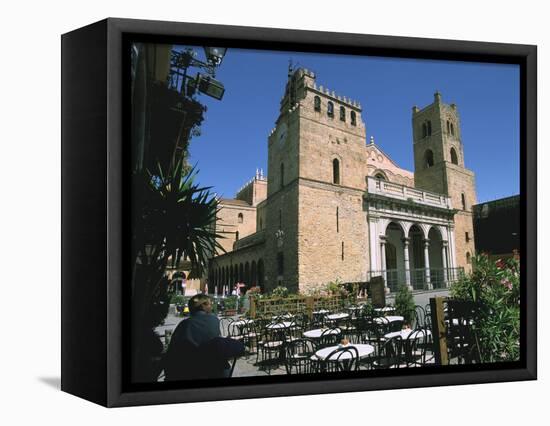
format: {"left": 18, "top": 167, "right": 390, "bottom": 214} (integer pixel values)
{"left": 380, "top": 236, "right": 389, "bottom": 293}
{"left": 442, "top": 241, "right": 449, "bottom": 288}
{"left": 423, "top": 239, "right": 432, "bottom": 290}
{"left": 402, "top": 237, "right": 412, "bottom": 291}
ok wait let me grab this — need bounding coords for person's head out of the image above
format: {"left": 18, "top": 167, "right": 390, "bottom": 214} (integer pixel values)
{"left": 188, "top": 294, "right": 212, "bottom": 315}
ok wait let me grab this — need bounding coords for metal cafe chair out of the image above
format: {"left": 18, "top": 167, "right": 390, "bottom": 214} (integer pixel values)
{"left": 318, "top": 327, "right": 342, "bottom": 349}
{"left": 256, "top": 323, "right": 287, "bottom": 373}
{"left": 284, "top": 338, "right": 318, "bottom": 375}
{"left": 322, "top": 346, "right": 360, "bottom": 373}
{"left": 372, "top": 336, "right": 404, "bottom": 369}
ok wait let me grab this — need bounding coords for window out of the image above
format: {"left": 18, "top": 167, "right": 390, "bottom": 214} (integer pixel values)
{"left": 447, "top": 120, "right": 451, "bottom": 134}
{"left": 461, "top": 193, "right": 467, "bottom": 210}
{"left": 327, "top": 101, "right": 334, "bottom": 117}
{"left": 466, "top": 252, "right": 471, "bottom": 264}
{"left": 340, "top": 106, "right": 346, "bottom": 121}
{"left": 465, "top": 232, "right": 470, "bottom": 242}
{"left": 450, "top": 147, "right": 458, "bottom": 165}
{"left": 314, "top": 95, "right": 321, "bottom": 112}
{"left": 235, "top": 231, "right": 239, "bottom": 241}
{"left": 350, "top": 111, "right": 356, "bottom": 126}
{"left": 341, "top": 241, "right": 345, "bottom": 261}
{"left": 427, "top": 120, "right": 432, "bottom": 136}
{"left": 336, "top": 207, "right": 339, "bottom": 233}
{"left": 238, "top": 212, "right": 243, "bottom": 223}
{"left": 450, "top": 122, "right": 455, "bottom": 136}
{"left": 332, "top": 158, "right": 340, "bottom": 184}
{"left": 422, "top": 123, "right": 427, "bottom": 138}
{"left": 280, "top": 163, "right": 284, "bottom": 189}
{"left": 277, "top": 252, "right": 284, "bottom": 275}
{"left": 424, "top": 149, "right": 434, "bottom": 168}
{"left": 374, "top": 173, "right": 386, "bottom": 181}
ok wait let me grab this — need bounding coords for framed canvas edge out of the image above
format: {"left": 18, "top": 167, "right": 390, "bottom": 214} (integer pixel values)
{"left": 103, "top": 17, "right": 537, "bottom": 408}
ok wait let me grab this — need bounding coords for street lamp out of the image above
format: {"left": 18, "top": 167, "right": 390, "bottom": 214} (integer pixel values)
{"left": 203, "top": 47, "right": 227, "bottom": 67}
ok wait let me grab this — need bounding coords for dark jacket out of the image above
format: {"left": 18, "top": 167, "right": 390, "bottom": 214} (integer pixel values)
{"left": 164, "top": 312, "right": 244, "bottom": 381}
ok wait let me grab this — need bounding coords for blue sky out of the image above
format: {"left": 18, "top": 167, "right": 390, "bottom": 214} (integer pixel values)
{"left": 183, "top": 46, "right": 520, "bottom": 204}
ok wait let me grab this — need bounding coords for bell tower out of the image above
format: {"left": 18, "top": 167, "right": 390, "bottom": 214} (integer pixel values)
{"left": 412, "top": 92, "right": 477, "bottom": 272}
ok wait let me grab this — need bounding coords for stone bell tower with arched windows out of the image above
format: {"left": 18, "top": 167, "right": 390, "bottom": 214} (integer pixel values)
{"left": 412, "top": 92, "right": 477, "bottom": 272}
{"left": 263, "top": 67, "right": 370, "bottom": 291}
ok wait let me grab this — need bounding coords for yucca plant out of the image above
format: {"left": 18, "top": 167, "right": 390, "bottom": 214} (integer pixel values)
{"left": 130, "top": 159, "right": 226, "bottom": 381}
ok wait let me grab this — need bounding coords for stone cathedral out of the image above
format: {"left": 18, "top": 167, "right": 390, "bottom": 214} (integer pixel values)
{"left": 207, "top": 68, "right": 477, "bottom": 294}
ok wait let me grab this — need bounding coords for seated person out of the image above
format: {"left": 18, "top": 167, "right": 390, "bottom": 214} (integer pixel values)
{"left": 164, "top": 294, "right": 244, "bottom": 381}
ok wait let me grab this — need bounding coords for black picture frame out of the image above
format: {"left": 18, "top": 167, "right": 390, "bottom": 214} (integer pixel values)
{"left": 61, "top": 17, "right": 537, "bottom": 407}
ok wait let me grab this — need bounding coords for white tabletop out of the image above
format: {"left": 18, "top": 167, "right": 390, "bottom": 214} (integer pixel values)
{"left": 266, "top": 321, "right": 293, "bottom": 329}
{"left": 314, "top": 344, "right": 375, "bottom": 360}
{"left": 313, "top": 309, "right": 330, "bottom": 314}
{"left": 384, "top": 329, "right": 432, "bottom": 340}
{"left": 272, "top": 313, "right": 295, "bottom": 320}
{"left": 303, "top": 328, "right": 341, "bottom": 339}
{"left": 374, "top": 315, "right": 404, "bottom": 324}
{"left": 326, "top": 313, "right": 349, "bottom": 320}
{"left": 230, "top": 319, "right": 253, "bottom": 327}
{"left": 374, "top": 307, "right": 395, "bottom": 312}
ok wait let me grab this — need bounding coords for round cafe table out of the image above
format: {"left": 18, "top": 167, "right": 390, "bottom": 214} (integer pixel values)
{"left": 374, "top": 307, "right": 396, "bottom": 313}
{"left": 229, "top": 318, "right": 254, "bottom": 328}
{"left": 314, "top": 344, "right": 375, "bottom": 361}
{"left": 312, "top": 309, "right": 330, "bottom": 315}
{"left": 384, "top": 328, "right": 432, "bottom": 340}
{"left": 303, "top": 328, "right": 341, "bottom": 339}
{"left": 326, "top": 313, "right": 349, "bottom": 321}
{"left": 374, "top": 315, "right": 404, "bottom": 324}
{"left": 266, "top": 321, "right": 293, "bottom": 330}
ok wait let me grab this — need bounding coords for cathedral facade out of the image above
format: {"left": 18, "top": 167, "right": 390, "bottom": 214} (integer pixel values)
{"left": 208, "top": 68, "right": 476, "bottom": 294}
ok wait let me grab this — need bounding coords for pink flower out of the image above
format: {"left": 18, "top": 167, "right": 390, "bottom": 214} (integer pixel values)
{"left": 500, "top": 278, "right": 513, "bottom": 290}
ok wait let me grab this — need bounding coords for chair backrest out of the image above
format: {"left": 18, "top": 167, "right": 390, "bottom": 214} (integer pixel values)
{"left": 377, "top": 336, "right": 403, "bottom": 368}
{"left": 413, "top": 305, "right": 426, "bottom": 328}
{"left": 324, "top": 346, "right": 359, "bottom": 372}
{"left": 284, "top": 338, "right": 317, "bottom": 374}
{"left": 319, "top": 327, "right": 342, "bottom": 348}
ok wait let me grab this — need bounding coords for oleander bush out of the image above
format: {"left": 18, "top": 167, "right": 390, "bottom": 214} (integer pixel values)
{"left": 450, "top": 254, "right": 520, "bottom": 363}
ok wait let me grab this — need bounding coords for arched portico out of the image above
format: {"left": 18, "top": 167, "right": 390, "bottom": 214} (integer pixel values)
{"left": 373, "top": 218, "right": 456, "bottom": 292}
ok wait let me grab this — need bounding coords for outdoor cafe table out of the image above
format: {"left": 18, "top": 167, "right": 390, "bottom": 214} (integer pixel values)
{"left": 384, "top": 328, "right": 432, "bottom": 340}
{"left": 326, "top": 313, "right": 349, "bottom": 321}
{"left": 374, "top": 307, "right": 396, "bottom": 313}
{"left": 266, "top": 321, "right": 293, "bottom": 330}
{"left": 303, "top": 328, "right": 342, "bottom": 339}
{"left": 312, "top": 309, "right": 330, "bottom": 314}
{"left": 374, "top": 315, "right": 404, "bottom": 324}
{"left": 230, "top": 318, "right": 254, "bottom": 328}
{"left": 314, "top": 344, "right": 375, "bottom": 361}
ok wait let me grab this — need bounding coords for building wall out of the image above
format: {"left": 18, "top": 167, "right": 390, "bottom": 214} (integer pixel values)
{"left": 215, "top": 202, "right": 257, "bottom": 254}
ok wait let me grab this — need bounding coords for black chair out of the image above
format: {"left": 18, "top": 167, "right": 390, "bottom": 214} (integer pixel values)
{"left": 323, "top": 346, "right": 360, "bottom": 373}
{"left": 318, "top": 327, "right": 342, "bottom": 349}
{"left": 284, "top": 338, "right": 318, "bottom": 375}
{"left": 403, "top": 327, "right": 431, "bottom": 367}
{"left": 372, "top": 336, "right": 404, "bottom": 369}
{"left": 256, "top": 323, "right": 287, "bottom": 373}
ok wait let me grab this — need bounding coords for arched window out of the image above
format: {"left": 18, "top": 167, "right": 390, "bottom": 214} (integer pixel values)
{"left": 450, "top": 122, "right": 455, "bottom": 136}
{"left": 424, "top": 149, "right": 434, "bottom": 168}
{"left": 374, "top": 172, "right": 386, "bottom": 181}
{"left": 427, "top": 120, "right": 432, "bottom": 136}
{"left": 340, "top": 106, "right": 346, "bottom": 121}
{"left": 314, "top": 95, "right": 321, "bottom": 112}
{"left": 350, "top": 111, "right": 357, "bottom": 126}
{"left": 280, "top": 163, "right": 284, "bottom": 189}
{"left": 327, "top": 101, "right": 334, "bottom": 117}
{"left": 422, "top": 123, "right": 427, "bottom": 138}
{"left": 332, "top": 158, "right": 340, "bottom": 184}
{"left": 466, "top": 252, "right": 471, "bottom": 264}
{"left": 237, "top": 212, "right": 243, "bottom": 223}
{"left": 450, "top": 147, "right": 458, "bottom": 165}
{"left": 447, "top": 120, "right": 451, "bottom": 134}
{"left": 461, "top": 193, "right": 467, "bottom": 210}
